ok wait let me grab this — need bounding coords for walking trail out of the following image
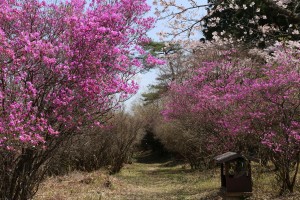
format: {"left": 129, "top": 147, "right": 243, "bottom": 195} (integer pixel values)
{"left": 35, "top": 156, "right": 220, "bottom": 200}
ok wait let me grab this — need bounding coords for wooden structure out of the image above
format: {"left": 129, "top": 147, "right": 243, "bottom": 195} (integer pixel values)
{"left": 214, "top": 152, "right": 254, "bottom": 198}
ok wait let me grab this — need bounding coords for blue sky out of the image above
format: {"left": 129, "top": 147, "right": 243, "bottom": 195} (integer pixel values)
{"left": 124, "top": 0, "right": 208, "bottom": 111}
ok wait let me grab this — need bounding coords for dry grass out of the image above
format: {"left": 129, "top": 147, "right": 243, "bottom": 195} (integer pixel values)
{"left": 35, "top": 160, "right": 300, "bottom": 200}
{"left": 250, "top": 163, "right": 300, "bottom": 200}
{"left": 34, "top": 169, "right": 109, "bottom": 200}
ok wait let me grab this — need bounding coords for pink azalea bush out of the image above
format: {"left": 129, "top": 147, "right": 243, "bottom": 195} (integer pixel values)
{"left": 0, "top": 0, "right": 156, "bottom": 199}
{"left": 0, "top": 0, "right": 153, "bottom": 150}
{"left": 163, "top": 42, "right": 300, "bottom": 193}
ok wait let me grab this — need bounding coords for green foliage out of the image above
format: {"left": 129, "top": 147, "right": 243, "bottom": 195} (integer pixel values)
{"left": 143, "top": 41, "right": 166, "bottom": 56}
{"left": 142, "top": 84, "right": 168, "bottom": 105}
{"left": 141, "top": 42, "right": 184, "bottom": 104}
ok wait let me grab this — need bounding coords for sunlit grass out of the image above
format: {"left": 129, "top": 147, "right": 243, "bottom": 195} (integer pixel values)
{"left": 35, "top": 160, "right": 300, "bottom": 200}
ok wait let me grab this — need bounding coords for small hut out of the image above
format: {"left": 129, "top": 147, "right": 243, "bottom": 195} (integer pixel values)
{"left": 214, "top": 152, "right": 255, "bottom": 198}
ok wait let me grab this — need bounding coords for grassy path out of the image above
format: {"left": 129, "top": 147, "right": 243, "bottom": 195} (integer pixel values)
{"left": 105, "top": 162, "right": 220, "bottom": 200}
{"left": 35, "top": 159, "right": 220, "bottom": 200}
{"left": 35, "top": 156, "right": 300, "bottom": 200}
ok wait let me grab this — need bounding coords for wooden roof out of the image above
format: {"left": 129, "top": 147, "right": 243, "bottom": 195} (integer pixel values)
{"left": 214, "top": 152, "right": 246, "bottom": 163}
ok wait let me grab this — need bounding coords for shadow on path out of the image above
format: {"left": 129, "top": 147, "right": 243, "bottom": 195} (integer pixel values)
{"left": 135, "top": 150, "right": 187, "bottom": 168}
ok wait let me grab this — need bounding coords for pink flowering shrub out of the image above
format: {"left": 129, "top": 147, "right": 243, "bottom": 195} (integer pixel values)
{"left": 163, "top": 42, "right": 300, "bottom": 193}
{"left": 0, "top": 0, "right": 154, "bottom": 199}
{"left": 0, "top": 0, "right": 152, "bottom": 149}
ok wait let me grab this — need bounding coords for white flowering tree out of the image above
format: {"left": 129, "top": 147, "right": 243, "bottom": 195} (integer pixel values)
{"left": 156, "top": 0, "right": 300, "bottom": 47}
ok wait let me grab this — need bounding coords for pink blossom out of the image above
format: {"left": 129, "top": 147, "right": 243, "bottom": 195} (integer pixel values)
{"left": 0, "top": 0, "right": 155, "bottom": 150}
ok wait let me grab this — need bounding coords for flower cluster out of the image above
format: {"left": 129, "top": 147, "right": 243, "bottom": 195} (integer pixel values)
{"left": 163, "top": 42, "right": 300, "bottom": 156}
{"left": 0, "top": 0, "right": 153, "bottom": 150}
